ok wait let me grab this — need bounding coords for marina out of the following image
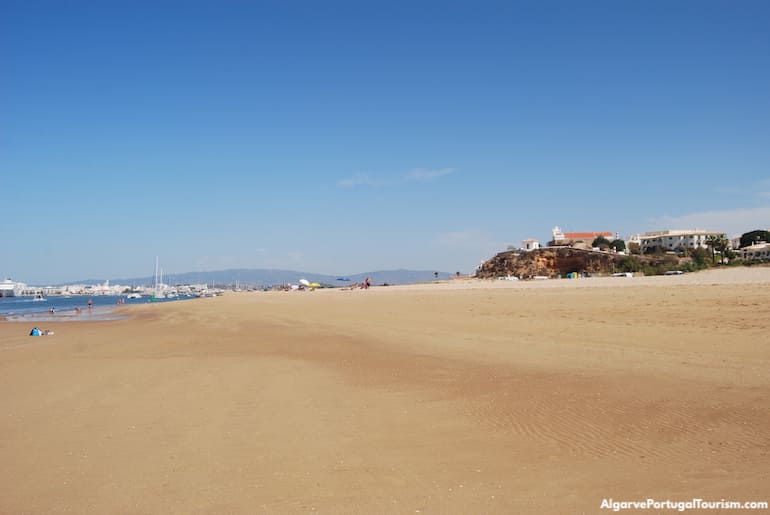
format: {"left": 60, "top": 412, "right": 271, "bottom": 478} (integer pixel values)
{"left": 1, "top": 258, "right": 221, "bottom": 321}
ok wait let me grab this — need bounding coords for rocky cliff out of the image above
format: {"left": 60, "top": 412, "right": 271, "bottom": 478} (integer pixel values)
{"left": 476, "top": 247, "right": 623, "bottom": 279}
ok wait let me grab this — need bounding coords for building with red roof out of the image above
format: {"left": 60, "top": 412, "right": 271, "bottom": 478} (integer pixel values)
{"left": 550, "top": 226, "right": 614, "bottom": 246}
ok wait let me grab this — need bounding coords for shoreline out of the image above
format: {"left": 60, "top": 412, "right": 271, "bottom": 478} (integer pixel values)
{"left": 0, "top": 305, "right": 125, "bottom": 323}
{"left": 0, "top": 294, "right": 199, "bottom": 323}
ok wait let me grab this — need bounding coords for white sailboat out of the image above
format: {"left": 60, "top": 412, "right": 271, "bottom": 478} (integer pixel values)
{"left": 152, "top": 257, "right": 165, "bottom": 299}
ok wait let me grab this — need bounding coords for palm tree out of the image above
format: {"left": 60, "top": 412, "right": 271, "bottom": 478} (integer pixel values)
{"left": 705, "top": 234, "right": 729, "bottom": 264}
{"left": 705, "top": 235, "right": 719, "bottom": 263}
{"left": 715, "top": 235, "right": 730, "bottom": 263}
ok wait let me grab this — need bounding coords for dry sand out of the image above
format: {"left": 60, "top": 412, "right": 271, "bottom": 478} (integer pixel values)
{"left": 1, "top": 267, "right": 769, "bottom": 514}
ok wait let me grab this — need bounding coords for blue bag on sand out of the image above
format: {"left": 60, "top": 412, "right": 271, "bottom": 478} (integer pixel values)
{"left": 29, "top": 327, "right": 42, "bottom": 336}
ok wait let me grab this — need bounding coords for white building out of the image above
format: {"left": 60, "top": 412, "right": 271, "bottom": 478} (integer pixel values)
{"left": 740, "top": 242, "right": 770, "bottom": 261}
{"left": 522, "top": 239, "right": 541, "bottom": 251}
{"left": 638, "top": 229, "right": 726, "bottom": 254}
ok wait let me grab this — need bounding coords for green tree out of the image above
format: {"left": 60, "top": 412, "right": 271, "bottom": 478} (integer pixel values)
{"left": 592, "top": 236, "right": 611, "bottom": 249}
{"left": 609, "top": 239, "right": 626, "bottom": 252}
{"left": 691, "top": 247, "right": 709, "bottom": 267}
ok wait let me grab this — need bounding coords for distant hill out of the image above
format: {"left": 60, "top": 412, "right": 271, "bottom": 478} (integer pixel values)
{"left": 68, "top": 268, "right": 455, "bottom": 288}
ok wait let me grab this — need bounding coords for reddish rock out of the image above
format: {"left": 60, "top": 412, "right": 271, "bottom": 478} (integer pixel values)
{"left": 476, "top": 247, "right": 623, "bottom": 279}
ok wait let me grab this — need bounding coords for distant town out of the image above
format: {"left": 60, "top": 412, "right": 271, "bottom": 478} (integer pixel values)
{"left": 516, "top": 226, "right": 770, "bottom": 259}
{"left": 0, "top": 279, "right": 220, "bottom": 299}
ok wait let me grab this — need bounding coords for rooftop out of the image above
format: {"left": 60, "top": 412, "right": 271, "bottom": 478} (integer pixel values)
{"left": 562, "top": 232, "right": 613, "bottom": 240}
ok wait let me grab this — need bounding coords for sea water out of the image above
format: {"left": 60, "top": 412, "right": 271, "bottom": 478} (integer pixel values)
{"left": 0, "top": 294, "right": 196, "bottom": 321}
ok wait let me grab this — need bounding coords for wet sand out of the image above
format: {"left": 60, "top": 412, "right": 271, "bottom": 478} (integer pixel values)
{"left": 1, "top": 268, "right": 769, "bottom": 513}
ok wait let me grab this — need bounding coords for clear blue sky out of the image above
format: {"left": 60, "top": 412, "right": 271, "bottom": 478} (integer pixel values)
{"left": 3, "top": 0, "right": 769, "bottom": 284}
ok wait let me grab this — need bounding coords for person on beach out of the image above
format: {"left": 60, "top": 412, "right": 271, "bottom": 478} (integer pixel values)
{"left": 87, "top": 299, "right": 93, "bottom": 310}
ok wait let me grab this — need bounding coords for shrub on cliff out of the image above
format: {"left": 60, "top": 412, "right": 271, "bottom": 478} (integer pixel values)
{"left": 616, "top": 256, "right": 642, "bottom": 273}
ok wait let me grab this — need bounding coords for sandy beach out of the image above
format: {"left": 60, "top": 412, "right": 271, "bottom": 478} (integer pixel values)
{"left": 1, "top": 267, "right": 768, "bottom": 514}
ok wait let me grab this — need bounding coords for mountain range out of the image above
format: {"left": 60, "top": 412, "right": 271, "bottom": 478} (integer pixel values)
{"left": 69, "top": 269, "right": 456, "bottom": 288}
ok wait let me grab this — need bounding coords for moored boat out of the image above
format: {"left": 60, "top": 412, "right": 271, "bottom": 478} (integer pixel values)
{"left": 0, "top": 279, "right": 16, "bottom": 298}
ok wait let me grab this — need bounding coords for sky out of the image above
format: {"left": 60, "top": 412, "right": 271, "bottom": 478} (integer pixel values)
{"left": 2, "top": 0, "right": 769, "bottom": 284}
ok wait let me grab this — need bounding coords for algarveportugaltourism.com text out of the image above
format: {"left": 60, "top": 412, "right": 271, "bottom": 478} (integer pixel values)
{"left": 600, "top": 498, "right": 769, "bottom": 512}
